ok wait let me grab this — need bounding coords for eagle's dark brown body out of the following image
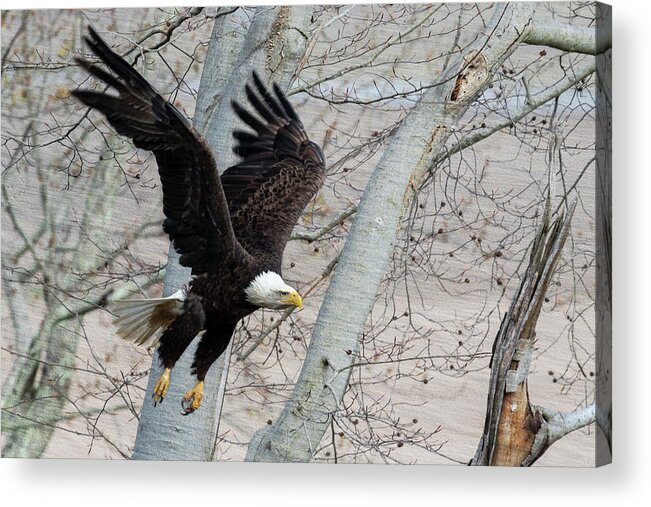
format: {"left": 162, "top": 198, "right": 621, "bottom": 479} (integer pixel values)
{"left": 158, "top": 261, "right": 261, "bottom": 384}
{"left": 72, "top": 27, "right": 326, "bottom": 413}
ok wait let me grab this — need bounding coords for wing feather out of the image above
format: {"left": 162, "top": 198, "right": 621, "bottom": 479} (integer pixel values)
{"left": 72, "top": 26, "right": 243, "bottom": 274}
{"left": 223, "top": 73, "right": 326, "bottom": 258}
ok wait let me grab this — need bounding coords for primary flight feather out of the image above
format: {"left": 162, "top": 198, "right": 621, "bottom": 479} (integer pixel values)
{"left": 72, "top": 26, "right": 326, "bottom": 414}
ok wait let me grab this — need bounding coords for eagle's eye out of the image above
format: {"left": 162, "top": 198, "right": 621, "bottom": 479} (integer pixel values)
{"left": 278, "top": 290, "right": 290, "bottom": 297}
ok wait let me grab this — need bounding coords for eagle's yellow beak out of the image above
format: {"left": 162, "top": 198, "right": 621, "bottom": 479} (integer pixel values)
{"left": 283, "top": 290, "right": 303, "bottom": 310}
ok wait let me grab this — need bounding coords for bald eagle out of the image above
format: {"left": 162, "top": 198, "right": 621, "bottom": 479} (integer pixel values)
{"left": 72, "top": 27, "right": 326, "bottom": 414}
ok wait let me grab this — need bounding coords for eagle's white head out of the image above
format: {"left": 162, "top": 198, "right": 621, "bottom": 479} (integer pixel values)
{"left": 245, "top": 271, "right": 303, "bottom": 310}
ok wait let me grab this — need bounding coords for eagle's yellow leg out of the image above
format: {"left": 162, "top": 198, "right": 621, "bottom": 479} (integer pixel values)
{"left": 153, "top": 368, "right": 171, "bottom": 406}
{"left": 181, "top": 381, "right": 204, "bottom": 415}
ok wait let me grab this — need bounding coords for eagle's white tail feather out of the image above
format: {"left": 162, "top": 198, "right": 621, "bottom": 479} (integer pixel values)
{"left": 112, "top": 289, "right": 185, "bottom": 348}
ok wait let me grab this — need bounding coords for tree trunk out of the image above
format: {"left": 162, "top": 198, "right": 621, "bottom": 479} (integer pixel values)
{"left": 470, "top": 199, "right": 596, "bottom": 466}
{"left": 246, "top": 2, "right": 540, "bottom": 463}
{"left": 131, "top": 5, "right": 314, "bottom": 460}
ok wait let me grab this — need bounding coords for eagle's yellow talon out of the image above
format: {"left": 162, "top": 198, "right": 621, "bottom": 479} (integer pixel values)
{"left": 181, "top": 381, "right": 204, "bottom": 415}
{"left": 153, "top": 368, "right": 171, "bottom": 406}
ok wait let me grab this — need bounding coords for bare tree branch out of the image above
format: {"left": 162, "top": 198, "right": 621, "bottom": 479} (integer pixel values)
{"left": 524, "top": 18, "right": 610, "bottom": 55}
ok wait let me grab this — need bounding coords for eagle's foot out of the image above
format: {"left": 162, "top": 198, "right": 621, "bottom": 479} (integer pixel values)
{"left": 153, "top": 368, "right": 171, "bottom": 406}
{"left": 181, "top": 381, "right": 204, "bottom": 415}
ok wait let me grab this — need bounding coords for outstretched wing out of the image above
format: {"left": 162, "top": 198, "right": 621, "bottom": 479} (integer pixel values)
{"left": 223, "top": 72, "right": 326, "bottom": 259}
{"left": 71, "top": 26, "right": 243, "bottom": 274}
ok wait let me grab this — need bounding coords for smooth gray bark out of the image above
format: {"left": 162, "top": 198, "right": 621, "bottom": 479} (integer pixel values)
{"left": 246, "top": 3, "right": 541, "bottom": 463}
{"left": 524, "top": 17, "right": 611, "bottom": 55}
{"left": 132, "top": 5, "right": 313, "bottom": 461}
{"left": 522, "top": 404, "right": 596, "bottom": 466}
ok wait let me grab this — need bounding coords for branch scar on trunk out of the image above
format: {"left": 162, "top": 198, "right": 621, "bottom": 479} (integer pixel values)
{"left": 450, "top": 50, "right": 488, "bottom": 102}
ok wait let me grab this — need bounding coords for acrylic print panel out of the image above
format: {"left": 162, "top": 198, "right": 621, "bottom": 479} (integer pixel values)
{"left": 1, "top": 2, "right": 611, "bottom": 465}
